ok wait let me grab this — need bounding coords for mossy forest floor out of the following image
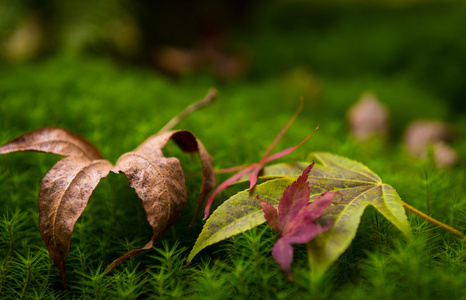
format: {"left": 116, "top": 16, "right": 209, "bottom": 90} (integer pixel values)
{"left": 1, "top": 2, "right": 466, "bottom": 299}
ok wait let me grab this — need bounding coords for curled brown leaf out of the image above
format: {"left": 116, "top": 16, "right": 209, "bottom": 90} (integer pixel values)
{"left": 105, "top": 130, "right": 215, "bottom": 274}
{"left": 0, "top": 126, "right": 215, "bottom": 287}
{"left": 0, "top": 127, "right": 103, "bottom": 160}
{"left": 38, "top": 156, "right": 113, "bottom": 286}
{"left": 134, "top": 130, "right": 215, "bottom": 223}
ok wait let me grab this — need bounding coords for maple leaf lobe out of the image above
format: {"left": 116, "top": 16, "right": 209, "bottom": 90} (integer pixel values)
{"left": 258, "top": 199, "right": 279, "bottom": 232}
{"left": 259, "top": 162, "right": 335, "bottom": 278}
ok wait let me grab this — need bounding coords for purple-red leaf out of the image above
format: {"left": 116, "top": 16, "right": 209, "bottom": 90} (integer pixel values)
{"left": 278, "top": 162, "right": 314, "bottom": 233}
{"left": 259, "top": 200, "right": 279, "bottom": 232}
{"left": 204, "top": 164, "right": 256, "bottom": 219}
{"left": 258, "top": 163, "right": 335, "bottom": 279}
{"left": 271, "top": 239, "right": 294, "bottom": 276}
{"left": 204, "top": 99, "right": 317, "bottom": 219}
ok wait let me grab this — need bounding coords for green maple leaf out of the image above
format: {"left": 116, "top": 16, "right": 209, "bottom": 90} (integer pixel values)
{"left": 187, "top": 152, "right": 412, "bottom": 276}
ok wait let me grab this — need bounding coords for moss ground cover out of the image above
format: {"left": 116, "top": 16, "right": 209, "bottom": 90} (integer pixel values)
{"left": 1, "top": 54, "right": 465, "bottom": 299}
{"left": 1, "top": 2, "right": 466, "bottom": 298}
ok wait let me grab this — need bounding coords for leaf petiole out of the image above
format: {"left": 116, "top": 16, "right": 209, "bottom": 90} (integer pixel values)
{"left": 158, "top": 88, "right": 217, "bottom": 133}
{"left": 402, "top": 201, "right": 465, "bottom": 240}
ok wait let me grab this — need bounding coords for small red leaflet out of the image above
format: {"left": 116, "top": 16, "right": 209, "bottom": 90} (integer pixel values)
{"left": 203, "top": 98, "right": 318, "bottom": 220}
{"left": 258, "top": 162, "right": 336, "bottom": 280}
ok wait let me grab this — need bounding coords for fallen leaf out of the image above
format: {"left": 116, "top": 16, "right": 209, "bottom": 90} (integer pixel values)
{"left": 203, "top": 98, "right": 317, "bottom": 219}
{"left": 186, "top": 178, "right": 292, "bottom": 266}
{"left": 154, "top": 43, "right": 247, "bottom": 80}
{"left": 258, "top": 162, "right": 335, "bottom": 279}
{"left": 403, "top": 119, "right": 457, "bottom": 168}
{"left": 264, "top": 153, "right": 412, "bottom": 275}
{"left": 38, "top": 156, "right": 113, "bottom": 285}
{"left": 105, "top": 130, "right": 215, "bottom": 275}
{"left": 432, "top": 141, "right": 458, "bottom": 168}
{"left": 347, "top": 93, "right": 389, "bottom": 141}
{"left": 0, "top": 126, "right": 103, "bottom": 160}
{"left": 187, "top": 153, "right": 411, "bottom": 277}
{"left": 0, "top": 127, "right": 215, "bottom": 287}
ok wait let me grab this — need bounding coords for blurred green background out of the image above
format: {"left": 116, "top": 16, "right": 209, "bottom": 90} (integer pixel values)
{"left": 2, "top": 0, "right": 466, "bottom": 161}
{"left": 1, "top": 0, "right": 465, "bottom": 112}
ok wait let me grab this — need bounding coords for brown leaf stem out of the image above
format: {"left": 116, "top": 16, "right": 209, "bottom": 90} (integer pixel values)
{"left": 402, "top": 201, "right": 464, "bottom": 240}
{"left": 158, "top": 88, "right": 217, "bottom": 133}
{"left": 103, "top": 240, "right": 154, "bottom": 276}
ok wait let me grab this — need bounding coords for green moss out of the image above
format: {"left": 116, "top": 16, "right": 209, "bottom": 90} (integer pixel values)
{"left": 0, "top": 44, "right": 465, "bottom": 298}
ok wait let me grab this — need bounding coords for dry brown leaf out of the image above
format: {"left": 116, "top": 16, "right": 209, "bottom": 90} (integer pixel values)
{"left": 132, "top": 130, "right": 215, "bottom": 224}
{"left": 38, "top": 156, "right": 113, "bottom": 284}
{"left": 0, "top": 127, "right": 103, "bottom": 160}
{"left": 105, "top": 130, "right": 215, "bottom": 274}
{"left": 0, "top": 127, "right": 215, "bottom": 287}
